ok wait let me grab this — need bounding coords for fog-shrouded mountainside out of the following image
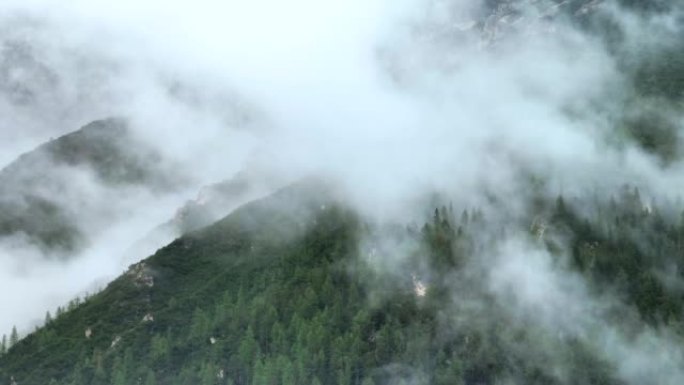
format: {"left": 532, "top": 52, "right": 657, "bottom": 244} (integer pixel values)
{"left": 1, "top": 0, "right": 684, "bottom": 384}
{"left": 121, "top": 170, "right": 285, "bottom": 266}
{"left": 3, "top": 179, "right": 684, "bottom": 384}
{"left": 0, "top": 118, "right": 184, "bottom": 254}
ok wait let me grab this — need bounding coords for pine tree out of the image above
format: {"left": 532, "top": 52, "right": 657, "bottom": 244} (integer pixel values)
{"left": 555, "top": 195, "right": 567, "bottom": 216}
{"left": 200, "top": 362, "right": 216, "bottom": 385}
{"left": 460, "top": 209, "right": 469, "bottom": 226}
{"left": 238, "top": 326, "right": 259, "bottom": 383}
{"left": 189, "top": 307, "right": 211, "bottom": 340}
{"left": 9, "top": 326, "right": 19, "bottom": 347}
{"left": 45, "top": 311, "right": 53, "bottom": 326}
{"left": 281, "top": 357, "right": 296, "bottom": 385}
{"left": 150, "top": 334, "right": 170, "bottom": 364}
{"left": 0, "top": 334, "right": 6, "bottom": 355}
{"left": 93, "top": 358, "right": 107, "bottom": 385}
{"left": 252, "top": 359, "right": 268, "bottom": 385}
{"left": 111, "top": 355, "right": 127, "bottom": 385}
{"left": 144, "top": 370, "right": 157, "bottom": 385}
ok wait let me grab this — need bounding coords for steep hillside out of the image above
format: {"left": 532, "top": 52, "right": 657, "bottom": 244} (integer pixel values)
{"left": 2, "top": 2, "right": 683, "bottom": 385}
{"left": 0, "top": 118, "right": 180, "bottom": 253}
{"left": 3, "top": 180, "right": 683, "bottom": 385}
{"left": 121, "top": 170, "right": 280, "bottom": 266}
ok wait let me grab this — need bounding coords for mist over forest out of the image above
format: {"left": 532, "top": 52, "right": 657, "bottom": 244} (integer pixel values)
{"left": 0, "top": 1, "right": 683, "bottom": 384}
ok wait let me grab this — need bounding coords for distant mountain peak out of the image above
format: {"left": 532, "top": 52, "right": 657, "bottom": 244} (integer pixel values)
{"left": 0, "top": 117, "right": 184, "bottom": 254}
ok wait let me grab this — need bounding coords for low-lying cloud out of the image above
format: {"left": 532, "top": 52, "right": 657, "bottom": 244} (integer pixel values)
{"left": 0, "top": 2, "right": 683, "bottom": 382}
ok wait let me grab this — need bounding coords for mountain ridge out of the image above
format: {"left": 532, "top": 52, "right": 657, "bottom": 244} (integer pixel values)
{"left": 4, "top": 179, "right": 684, "bottom": 384}
{"left": 0, "top": 118, "right": 183, "bottom": 254}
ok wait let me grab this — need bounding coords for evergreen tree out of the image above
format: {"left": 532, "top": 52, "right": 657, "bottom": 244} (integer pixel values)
{"left": 189, "top": 307, "right": 211, "bottom": 340}
{"left": 238, "top": 326, "right": 259, "bottom": 383}
{"left": 281, "top": 357, "right": 296, "bottom": 385}
{"left": 150, "top": 334, "right": 169, "bottom": 364}
{"left": 252, "top": 359, "right": 268, "bottom": 385}
{"left": 9, "top": 326, "right": 18, "bottom": 347}
{"left": 3, "top": 183, "right": 678, "bottom": 385}
{"left": 144, "top": 370, "right": 157, "bottom": 385}
{"left": 200, "top": 362, "right": 217, "bottom": 385}
{"left": 111, "top": 355, "right": 127, "bottom": 385}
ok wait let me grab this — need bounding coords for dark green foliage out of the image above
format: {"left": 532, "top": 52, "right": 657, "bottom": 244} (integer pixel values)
{"left": 543, "top": 187, "right": 684, "bottom": 327}
{"left": 3, "top": 181, "right": 682, "bottom": 385}
{"left": 632, "top": 45, "right": 684, "bottom": 101}
{"left": 8, "top": 327, "right": 18, "bottom": 348}
{"left": 619, "top": 105, "right": 681, "bottom": 164}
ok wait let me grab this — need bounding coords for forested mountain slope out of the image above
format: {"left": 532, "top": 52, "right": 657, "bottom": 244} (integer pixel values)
{"left": 0, "top": 2, "right": 683, "bottom": 384}
{"left": 121, "top": 170, "right": 281, "bottom": 267}
{"left": 3, "top": 179, "right": 684, "bottom": 385}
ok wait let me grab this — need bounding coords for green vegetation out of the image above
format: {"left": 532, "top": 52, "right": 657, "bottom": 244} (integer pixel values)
{"left": 1, "top": 3, "right": 683, "bottom": 383}
{"left": 3, "top": 179, "right": 684, "bottom": 385}
{"left": 547, "top": 187, "right": 684, "bottom": 325}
